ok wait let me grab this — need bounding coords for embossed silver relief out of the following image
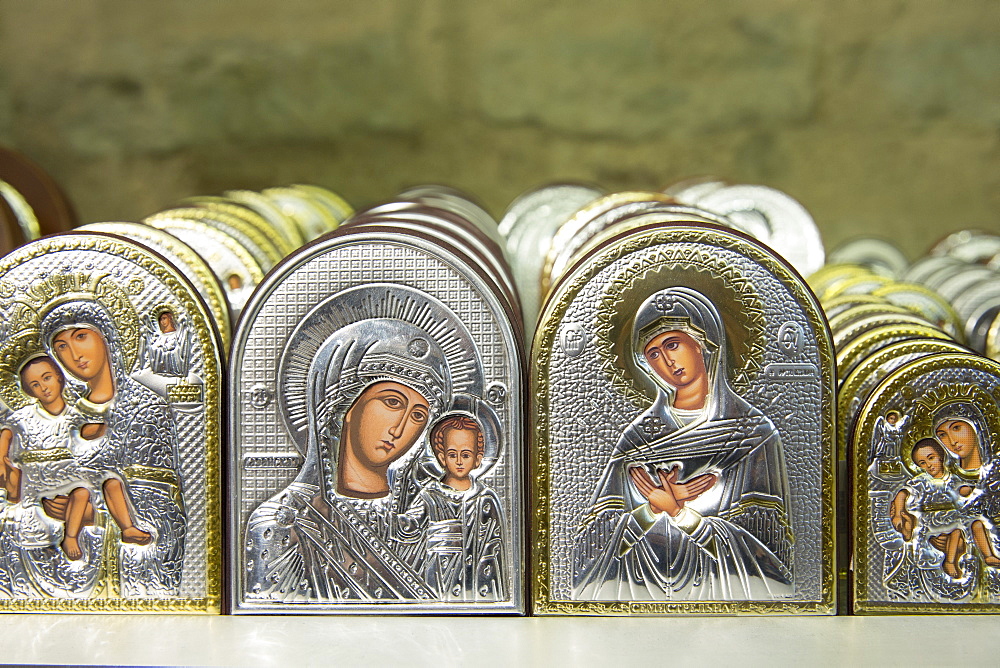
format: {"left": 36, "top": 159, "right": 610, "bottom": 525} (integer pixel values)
{"left": 572, "top": 288, "right": 793, "bottom": 601}
{"left": 135, "top": 306, "right": 202, "bottom": 404}
{"left": 244, "top": 287, "right": 509, "bottom": 603}
{"left": 46, "top": 301, "right": 185, "bottom": 596}
{"left": 764, "top": 321, "right": 820, "bottom": 381}
{"left": 861, "top": 365, "right": 1000, "bottom": 607}
{"left": 0, "top": 238, "right": 220, "bottom": 610}
{"left": 536, "top": 226, "right": 834, "bottom": 614}
{"left": 560, "top": 324, "right": 588, "bottom": 358}
{"left": 232, "top": 242, "right": 522, "bottom": 613}
{"left": 246, "top": 384, "right": 273, "bottom": 409}
{"left": 417, "top": 394, "right": 507, "bottom": 601}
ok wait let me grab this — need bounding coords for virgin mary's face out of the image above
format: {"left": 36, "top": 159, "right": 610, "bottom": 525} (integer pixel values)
{"left": 935, "top": 419, "right": 980, "bottom": 462}
{"left": 51, "top": 327, "right": 109, "bottom": 383}
{"left": 344, "top": 381, "right": 430, "bottom": 470}
{"left": 643, "top": 330, "right": 707, "bottom": 390}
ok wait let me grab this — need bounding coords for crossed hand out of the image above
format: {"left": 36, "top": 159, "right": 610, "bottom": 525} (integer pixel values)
{"left": 628, "top": 466, "right": 718, "bottom": 517}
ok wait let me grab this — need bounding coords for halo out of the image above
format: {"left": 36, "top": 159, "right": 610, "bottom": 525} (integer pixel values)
{"left": 420, "top": 393, "right": 504, "bottom": 481}
{"left": 593, "top": 250, "right": 766, "bottom": 407}
{"left": 0, "top": 330, "right": 45, "bottom": 411}
{"left": 277, "top": 283, "right": 484, "bottom": 454}
{"left": 0, "top": 271, "right": 142, "bottom": 379}
{"left": 150, "top": 303, "right": 175, "bottom": 320}
{"left": 899, "top": 384, "right": 1000, "bottom": 476}
{"left": 148, "top": 303, "right": 182, "bottom": 333}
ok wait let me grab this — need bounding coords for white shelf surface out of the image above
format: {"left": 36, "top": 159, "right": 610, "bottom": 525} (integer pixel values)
{"left": 3, "top": 614, "right": 998, "bottom": 666}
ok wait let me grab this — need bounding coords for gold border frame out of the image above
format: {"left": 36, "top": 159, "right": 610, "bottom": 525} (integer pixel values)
{"left": 852, "top": 352, "right": 1000, "bottom": 614}
{"left": 531, "top": 224, "right": 836, "bottom": 615}
{"left": 870, "top": 283, "right": 965, "bottom": 343}
{"left": 836, "top": 323, "right": 952, "bottom": 383}
{"left": 0, "top": 233, "right": 222, "bottom": 614}
{"left": 149, "top": 208, "right": 284, "bottom": 268}
{"left": 77, "top": 222, "right": 233, "bottom": 351}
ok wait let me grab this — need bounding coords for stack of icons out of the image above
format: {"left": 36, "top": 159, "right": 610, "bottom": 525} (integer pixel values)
{"left": 814, "top": 234, "right": 1000, "bottom": 613}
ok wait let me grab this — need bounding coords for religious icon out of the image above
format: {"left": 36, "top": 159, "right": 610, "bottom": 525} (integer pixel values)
{"left": 244, "top": 315, "right": 456, "bottom": 601}
{"left": 0, "top": 354, "right": 151, "bottom": 566}
{"left": 854, "top": 352, "right": 1000, "bottom": 613}
{"left": 135, "top": 306, "right": 202, "bottom": 404}
{"left": 231, "top": 233, "right": 523, "bottom": 614}
{"left": 140, "top": 307, "right": 193, "bottom": 377}
{"left": 889, "top": 439, "right": 1000, "bottom": 581}
{"left": 869, "top": 410, "right": 910, "bottom": 465}
{"left": 533, "top": 223, "right": 835, "bottom": 615}
{"left": 418, "top": 396, "right": 507, "bottom": 601}
{"left": 0, "top": 234, "right": 222, "bottom": 612}
{"left": 572, "top": 287, "right": 793, "bottom": 600}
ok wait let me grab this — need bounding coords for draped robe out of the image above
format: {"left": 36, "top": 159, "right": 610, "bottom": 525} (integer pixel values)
{"left": 573, "top": 389, "right": 793, "bottom": 601}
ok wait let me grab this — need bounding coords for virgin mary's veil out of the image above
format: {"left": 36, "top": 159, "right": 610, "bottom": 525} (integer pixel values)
{"left": 301, "top": 317, "right": 453, "bottom": 497}
{"left": 630, "top": 286, "right": 729, "bottom": 417}
{"left": 40, "top": 300, "right": 131, "bottom": 389}
{"left": 932, "top": 403, "right": 992, "bottom": 468}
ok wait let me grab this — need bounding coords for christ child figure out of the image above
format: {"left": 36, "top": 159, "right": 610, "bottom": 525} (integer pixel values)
{"left": 890, "top": 438, "right": 1000, "bottom": 579}
{"left": 418, "top": 414, "right": 506, "bottom": 600}
{"left": 433, "top": 415, "right": 484, "bottom": 491}
{"left": 0, "top": 355, "right": 151, "bottom": 560}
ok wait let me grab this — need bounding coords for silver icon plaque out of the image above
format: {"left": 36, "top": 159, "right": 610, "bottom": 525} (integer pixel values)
{"left": 532, "top": 223, "right": 835, "bottom": 614}
{"left": 230, "top": 231, "right": 524, "bottom": 614}
{"left": 852, "top": 352, "right": 1000, "bottom": 614}
{"left": 0, "top": 233, "right": 223, "bottom": 613}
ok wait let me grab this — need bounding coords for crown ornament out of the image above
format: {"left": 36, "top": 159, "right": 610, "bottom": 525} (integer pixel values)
{"left": 0, "top": 271, "right": 142, "bottom": 389}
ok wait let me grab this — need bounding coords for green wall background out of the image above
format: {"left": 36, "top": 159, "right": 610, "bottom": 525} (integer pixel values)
{"left": 0, "top": 1, "right": 997, "bottom": 260}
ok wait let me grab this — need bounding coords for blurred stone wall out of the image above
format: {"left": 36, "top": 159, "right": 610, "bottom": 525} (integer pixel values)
{"left": 0, "top": 0, "right": 996, "bottom": 259}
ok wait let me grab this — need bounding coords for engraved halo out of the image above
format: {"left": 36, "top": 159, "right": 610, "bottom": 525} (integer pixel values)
{"left": 0, "top": 271, "right": 142, "bottom": 377}
{"left": 420, "top": 393, "right": 504, "bottom": 481}
{"left": 0, "top": 330, "right": 46, "bottom": 411}
{"left": 277, "top": 283, "right": 484, "bottom": 454}
{"left": 593, "top": 244, "right": 767, "bottom": 407}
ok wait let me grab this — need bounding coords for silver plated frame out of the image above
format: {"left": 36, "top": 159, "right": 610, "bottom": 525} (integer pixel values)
{"left": 229, "top": 231, "right": 524, "bottom": 614}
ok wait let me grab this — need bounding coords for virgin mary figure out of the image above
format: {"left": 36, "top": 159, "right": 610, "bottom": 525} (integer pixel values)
{"left": 573, "top": 286, "right": 794, "bottom": 601}
{"left": 933, "top": 410, "right": 1000, "bottom": 539}
{"left": 245, "top": 318, "right": 453, "bottom": 603}
{"left": 881, "top": 405, "right": 1000, "bottom": 602}
{"left": 39, "top": 299, "right": 186, "bottom": 597}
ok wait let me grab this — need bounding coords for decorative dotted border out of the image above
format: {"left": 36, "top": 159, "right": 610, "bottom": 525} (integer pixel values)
{"left": 531, "top": 224, "right": 836, "bottom": 616}
{"left": 0, "top": 234, "right": 222, "bottom": 614}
